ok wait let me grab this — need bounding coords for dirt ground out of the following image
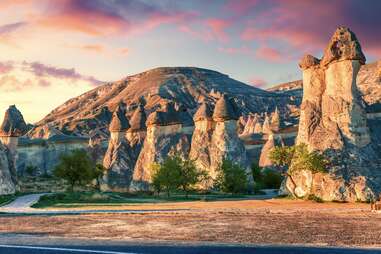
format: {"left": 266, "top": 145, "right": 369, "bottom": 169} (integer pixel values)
{"left": 0, "top": 199, "right": 380, "bottom": 248}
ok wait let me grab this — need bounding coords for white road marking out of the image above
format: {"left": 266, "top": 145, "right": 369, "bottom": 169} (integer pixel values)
{"left": 0, "top": 244, "right": 139, "bottom": 254}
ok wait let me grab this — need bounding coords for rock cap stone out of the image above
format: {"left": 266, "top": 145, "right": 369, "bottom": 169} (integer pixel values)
{"left": 146, "top": 101, "right": 181, "bottom": 126}
{"left": 321, "top": 26, "right": 366, "bottom": 67}
{"left": 299, "top": 55, "right": 320, "bottom": 70}
{"left": 109, "top": 105, "right": 130, "bottom": 132}
{"left": 212, "top": 94, "right": 239, "bottom": 121}
{"left": 0, "top": 105, "right": 27, "bottom": 137}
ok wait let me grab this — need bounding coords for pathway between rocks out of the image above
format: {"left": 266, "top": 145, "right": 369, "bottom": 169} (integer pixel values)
{"left": 1, "top": 193, "right": 47, "bottom": 211}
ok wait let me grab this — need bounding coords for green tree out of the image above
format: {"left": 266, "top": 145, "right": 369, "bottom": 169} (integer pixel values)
{"left": 53, "top": 149, "right": 95, "bottom": 192}
{"left": 151, "top": 155, "right": 209, "bottom": 198}
{"left": 269, "top": 145, "right": 295, "bottom": 168}
{"left": 151, "top": 162, "right": 163, "bottom": 195}
{"left": 150, "top": 155, "right": 182, "bottom": 197}
{"left": 215, "top": 159, "right": 248, "bottom": 194}
{"left": 269, "top": 143, "right": 328, "bottom": 197}
{"left": 178, "top": 158, "right": 208, "bottom": 198}
{"left": 93, "top": 164, "right": 106, "bottom": 191}
{"left": 289, "top": 144, "right": 327, "bottom": 174}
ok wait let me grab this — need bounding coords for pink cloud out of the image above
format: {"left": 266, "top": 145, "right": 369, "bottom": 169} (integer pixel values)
{"left": 240, "top": 1, "right": 381, "bottom": 59}
{"left": 206, "top": 18, "right": 232, "bottom": 42}
{"left": 249, "top": 78, "right": 267, "bottom": 88}
{"left": 0, "top": 62, "right": 13, "bottom": 74}
{"left": 224, "top": 0, "right": 260, "bottom": 15}
{"left": 34, "top": 0, "right": 196, "bottom": 38}
{"left": 255, "top": 46, "right": 284, "bottom": 62}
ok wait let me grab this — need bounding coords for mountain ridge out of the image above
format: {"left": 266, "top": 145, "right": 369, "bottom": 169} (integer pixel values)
{"left": 28, "top": 66, "right": 298, "bottom": 139}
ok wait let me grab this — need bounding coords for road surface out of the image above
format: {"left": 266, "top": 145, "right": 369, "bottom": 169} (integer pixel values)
{"left": 0, "top": 243, "right": 380, "bottom": 253}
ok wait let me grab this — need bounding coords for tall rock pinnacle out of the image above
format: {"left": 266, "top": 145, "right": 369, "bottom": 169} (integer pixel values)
{"left": 285, "top": 27, "right": 379, "bottom": 202}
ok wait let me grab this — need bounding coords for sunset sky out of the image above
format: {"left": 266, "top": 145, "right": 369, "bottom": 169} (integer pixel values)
{"left": 0, "top": 0, "right": 380, "bottom": 123}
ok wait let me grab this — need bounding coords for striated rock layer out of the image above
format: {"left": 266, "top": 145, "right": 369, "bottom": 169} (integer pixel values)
{"left": 285, "top": 27, "right": 381, "bottom": 202}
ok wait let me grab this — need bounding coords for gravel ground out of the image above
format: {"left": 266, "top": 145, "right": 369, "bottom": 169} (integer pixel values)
{"left": 0, "top": 199, "right": 380, "bottom": 248}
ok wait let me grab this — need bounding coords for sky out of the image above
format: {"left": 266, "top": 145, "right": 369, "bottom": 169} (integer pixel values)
{"left": 0, "top": 0, "right": 380, "bottom": 123}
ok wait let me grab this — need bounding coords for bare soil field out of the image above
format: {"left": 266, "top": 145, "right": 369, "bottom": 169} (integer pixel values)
{"left": 0, "top": 199, "right": 380, "bottom": 248}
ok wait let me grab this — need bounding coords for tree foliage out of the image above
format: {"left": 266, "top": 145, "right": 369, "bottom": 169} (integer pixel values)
{"left": 53, "top": 149, "right": 99, "bottom": 191}
{"left": 269, "top": 145, "right": 295, "bottom": 167}
{"left": 269, "top": 143, "right": 328, "bottom": 174}
{"left": 151, "top": 155, "right": 208, "bottom": 197}
{"left": 215, "top": 159, "right": 248, "bottom": 194}
{"left": 289, "top": 144, "right": 327, "bottom": 174}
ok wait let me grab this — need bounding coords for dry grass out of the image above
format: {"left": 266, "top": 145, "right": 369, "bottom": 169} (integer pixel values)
{"left": 0, "top": 199, "right": 380, "bottom": 247}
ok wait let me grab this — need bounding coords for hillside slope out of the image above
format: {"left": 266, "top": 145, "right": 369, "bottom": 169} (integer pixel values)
{"left": 28, "top": 67, "right": 299, "bottom": 138}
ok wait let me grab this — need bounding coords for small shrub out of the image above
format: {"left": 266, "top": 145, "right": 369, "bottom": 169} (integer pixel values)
{"left": 307, "top": 194, "right": 324, "bottom": 203}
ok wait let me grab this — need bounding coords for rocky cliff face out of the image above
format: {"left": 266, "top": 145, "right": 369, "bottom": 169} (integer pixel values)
{"left": 27, "top": 67, "right": 298, "bottom": 141}
{"left": 285, "top": 27, "right": 381, "bottom": 202}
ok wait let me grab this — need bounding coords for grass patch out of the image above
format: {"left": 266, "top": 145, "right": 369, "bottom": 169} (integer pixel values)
{"left": 32, "top": 191, "right": 259, "bottom": 208}
{"left": 0, "top": 194, "right": 17, "bottom": 206}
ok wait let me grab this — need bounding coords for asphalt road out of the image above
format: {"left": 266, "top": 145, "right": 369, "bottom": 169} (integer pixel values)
{"left": 0, "top": 244, "right": 380, "bottom": 254}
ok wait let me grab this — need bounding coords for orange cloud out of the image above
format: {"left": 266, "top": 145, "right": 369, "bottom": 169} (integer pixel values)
{"left": 119, "top": 48, "right": 129, "bottom": 56}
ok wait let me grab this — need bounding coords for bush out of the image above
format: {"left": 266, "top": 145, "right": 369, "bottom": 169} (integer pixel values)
{"left": 215, "top": 159, "right": 248, "bottom": 194}
{"left": 53, "top": 149, "right": 99, "bottom": 191}
{"left": 307, "top": 194, "right": 324, "bottom": 203}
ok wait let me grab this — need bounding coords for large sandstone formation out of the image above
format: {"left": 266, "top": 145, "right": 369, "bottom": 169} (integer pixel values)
{"left": 209, "top": 95, "right": 249, "bottom": 178}
{"left": 285, "top": 27, "right": 381, "bottom": 201}
{"left": 131, "top": 101, "right": 193, "bottom": 190}
{"left": 102, "top": 105, "right": 136, "bottom": 191}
